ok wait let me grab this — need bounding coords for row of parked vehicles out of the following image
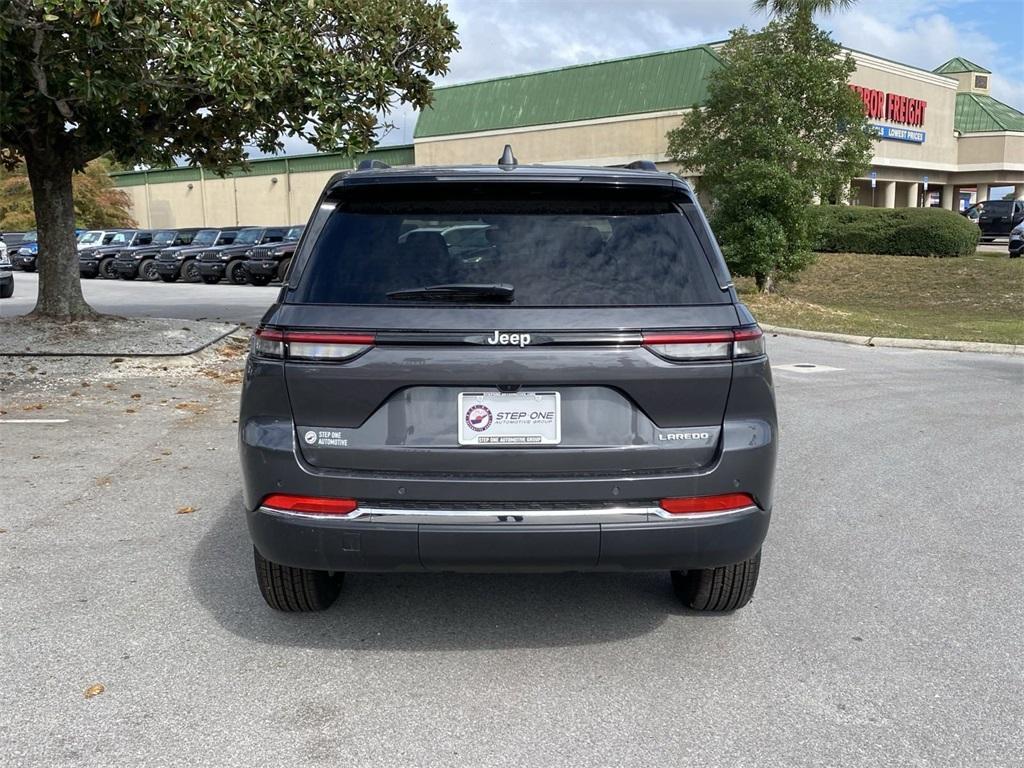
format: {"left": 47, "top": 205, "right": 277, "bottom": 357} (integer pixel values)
{"left": 2, "top": 225, "right": 304, "bottom": 286}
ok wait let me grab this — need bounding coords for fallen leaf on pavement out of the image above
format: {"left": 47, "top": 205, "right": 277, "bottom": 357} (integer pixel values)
{"left": 176, "top": 506, "right": 198, "bottom": 515}
{"left": 84, "top": 683, "right": 105, "bottom": 699}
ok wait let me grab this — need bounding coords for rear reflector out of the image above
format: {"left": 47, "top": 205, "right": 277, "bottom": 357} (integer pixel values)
{"left": 643, "top": 327, "right": 764, "bottom": 361}
{"left": 659, "top": 493, "right": 757, "bottom": 514}
{"left": 261, "top": 494, "right": 359, "bottom": 515}
{"left": 252, "top": 329, "right": 374, "bottom": 361}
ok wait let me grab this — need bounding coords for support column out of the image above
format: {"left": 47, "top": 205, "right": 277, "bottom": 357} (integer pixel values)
{"left": 976, "top": 182, "right": 989, "bottom": 203}
{"left": 882, "top": 180, "right": 896, "bottom": 209}
{"left": 1015, "top": 184, "right": 1024, "bottom": 201}
{"left": 905, "top": 182, "right": 919, "bottom": 208}
{"left": 941, "top": 185, "right": 955, "bottom": 210}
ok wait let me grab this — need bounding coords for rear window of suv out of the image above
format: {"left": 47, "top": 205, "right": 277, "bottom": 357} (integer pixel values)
{"left": 292, "top": 196, "right": 727, "bottom": 306}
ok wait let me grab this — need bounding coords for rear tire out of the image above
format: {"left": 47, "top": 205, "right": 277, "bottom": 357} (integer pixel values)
{"left": 253, "top": 547, "right": 342, "bottom": 612}
{"left": 248, "top": 274, "right": 271, "bottom": 286}
{"left": 200, "top": 274, "right": 220, "bottom": 285}
{"left": 182, "top": 261, "right": 200, "bottom": 283}
{"left": 22, "top": 264, "right": 35, "bottom": 273}
{"left": 277, "top": 257, "right": 292, "bottom": 283}
{"left": 672, "top": 549, "right": 761, "bottom": 612}
{"left": 0, "top": 281, "right": 13, "bottom": 299}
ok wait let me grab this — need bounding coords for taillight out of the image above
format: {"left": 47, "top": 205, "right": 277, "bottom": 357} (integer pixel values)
{"left": 643, "top": 327, "right": 764, "bottom": 361}
{"left": 251, "top": 328, "right": 374, "bottom": 361}
{"left": 261, "top": 494, "right": 359, "bottom": 515}
{"left": 659, "top": 493, "right": 757, "bottom": 514}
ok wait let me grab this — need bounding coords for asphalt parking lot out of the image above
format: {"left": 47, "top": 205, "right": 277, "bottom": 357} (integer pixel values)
{"left": 1, "top": 272, "right": 278, "bottom": 325}
{"left": 2, "top": 328, "right": 1021, "bottom": 767}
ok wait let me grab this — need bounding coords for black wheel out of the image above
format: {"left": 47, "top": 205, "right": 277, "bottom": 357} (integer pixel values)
{"left": 139, "top": 259, "right": 159, "bottom": 281}
{"left": 226, "top": 260, "right": 248, "bottom": 285}
{"left": 200, "top": 274, "right": 220, "bottom": 285}
{"left": 181, "top": 261, "right": 200, "bottom": 283}
{"left": 21, "top": 264, "right": 35, "bottom": 273}
{"left": 254, "top": 547, "right": 342, "bottom": 612}
{"left": 98, "top": 257, "right": 115, "bottom": 279}
{"left": 248, "top": 274, "right": 271, "bottom": 286}
{"left": 159, "top": 273, "right": 177, "bottom": 283}
{"left": 277, "top": 257, "right": 292, "bottom": 283}
{"left": 672, "top": 549, "right": 762, "bottom": 612}
{"left": 0, "top": 281, "right": 12, "bottom": 299}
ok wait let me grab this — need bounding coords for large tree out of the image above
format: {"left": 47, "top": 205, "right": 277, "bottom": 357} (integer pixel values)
{"left": 1, "top": 156, "right": 136, "bottom": 231}
{"left": 668, "top": 6, "right": 872, "bottom": 291}
{"left": 0, "top": 0, "right": 458, "bottom": 319}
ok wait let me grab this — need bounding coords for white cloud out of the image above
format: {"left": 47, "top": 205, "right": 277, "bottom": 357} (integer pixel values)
{"left": 256, "top": 0, "right": 1022, "bottom": 156}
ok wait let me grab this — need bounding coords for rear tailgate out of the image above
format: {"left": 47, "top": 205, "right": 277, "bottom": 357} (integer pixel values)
{"left": 279, "top": 305, "right": 739, "bottom": 475}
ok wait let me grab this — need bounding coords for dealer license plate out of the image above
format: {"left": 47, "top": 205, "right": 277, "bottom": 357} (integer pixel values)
{"left": 458, "top": 391, "right": 561, "bottom": 446}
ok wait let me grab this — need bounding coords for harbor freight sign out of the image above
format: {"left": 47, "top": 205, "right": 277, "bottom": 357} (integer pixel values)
{"left": 851, "top": 85, "right": 927, "bottom": 127}
{"left": 871, "top": 124, "right": 926, "bottom": 144}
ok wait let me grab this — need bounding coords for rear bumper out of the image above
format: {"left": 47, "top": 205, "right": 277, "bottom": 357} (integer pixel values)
{"left": 247, "top": 503, "right": 770, "bottom": 573}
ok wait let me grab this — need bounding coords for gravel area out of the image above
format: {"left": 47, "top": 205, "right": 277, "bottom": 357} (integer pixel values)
{"left": 0, "top": 316, "right": 239, "bottom": 356}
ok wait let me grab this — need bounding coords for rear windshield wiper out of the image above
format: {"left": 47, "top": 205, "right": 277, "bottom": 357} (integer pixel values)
{"left": 386, "top": 283, "right": 515, "bottom": 302}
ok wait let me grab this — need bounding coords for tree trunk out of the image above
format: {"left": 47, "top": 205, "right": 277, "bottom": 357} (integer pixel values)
{"left": 23, "top": 143, "right": 96, "bottom": 320}
{"left": 755, "top": 272, "right": 777, "bottom": 294}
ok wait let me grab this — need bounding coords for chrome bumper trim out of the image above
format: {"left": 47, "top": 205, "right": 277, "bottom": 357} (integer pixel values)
{"left": 258, "top": 504, "right": 758, "bottom": 525}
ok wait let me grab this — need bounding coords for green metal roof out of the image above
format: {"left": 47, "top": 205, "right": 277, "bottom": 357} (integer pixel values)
{"left": 414, "top": 45, "right": 724, "bottom": 139}
{"left": 954, "top": 93, "right": 1024, "bottom": 133}
{"left": 110, "top": 144, "right": 415, "bottom": 187}
{"left": 933, "top": 57, "right": 991, "bottom": 75}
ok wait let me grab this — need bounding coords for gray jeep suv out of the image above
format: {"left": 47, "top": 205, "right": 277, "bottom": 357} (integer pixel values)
{"left": 239, "top": 150, "right": 777, "bottom": 612}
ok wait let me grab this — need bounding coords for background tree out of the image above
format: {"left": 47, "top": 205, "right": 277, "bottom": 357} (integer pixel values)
{"left": 667, "top": 8, "right": 872, "bottom": 291}
{"left": 0, "top": 0, "right": 458, "bottom": 320}
{"left": 0, "top": 157, "right": 136, "bottom": 231}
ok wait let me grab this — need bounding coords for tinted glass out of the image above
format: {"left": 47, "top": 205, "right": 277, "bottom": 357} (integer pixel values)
{"left": 23, "top": 230, "right": 38, "bottom": 243}
{"left": 286, "top": 226, "right": 304, "bottom": 240}
{"left": 152, "top": 230, "right": 177, "bottom": 245}
{"left": 293, "top": 198, "right": 726, "bottom": 306}
{"left": 80, "top": 231, "right": 103, "bottom": 244}
{"left": 192, "top": 229, "right": 220, "bottom": 246}
{"left": 981, "top": 201, "right": 1011, "bottom": 216}
{"left": 234, "top": 228, "right": 263, "bottom": 245}
{"left": 109, "top": 232, "right": 129, "bottom": 245}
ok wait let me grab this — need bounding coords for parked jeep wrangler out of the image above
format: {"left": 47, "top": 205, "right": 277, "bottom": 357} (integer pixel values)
{"left": 243, "top": 225, "right": 305, "bottom": 285}
{"left": 112, "top": 228, "right": 201, "bottom": 280}
{"left": 155, "top": 228, "right": 239, "bottom": 283}
{"left": 195, "top": 227, "right": 288, "bottom": 284}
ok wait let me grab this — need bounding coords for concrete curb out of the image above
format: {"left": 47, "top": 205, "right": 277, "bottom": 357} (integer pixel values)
{"left": 760, "top": 324, "right": 1023, "bottom": 356}
{"left": 0, "top": 323, "right": 243, "bottom": 358}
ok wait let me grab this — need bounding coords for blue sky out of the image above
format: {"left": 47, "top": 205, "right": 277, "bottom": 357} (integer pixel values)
{"left": 267, "top": 0, "right": 1024, "bottom": 154}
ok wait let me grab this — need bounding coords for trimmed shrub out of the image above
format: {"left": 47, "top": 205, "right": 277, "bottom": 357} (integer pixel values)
{"left": 808, "top": 205, "right": 979, "bottom": 257}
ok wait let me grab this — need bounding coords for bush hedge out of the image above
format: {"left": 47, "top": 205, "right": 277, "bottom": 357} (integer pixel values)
{"left": 808, "top": 205, "right": 979, "bottom": 257}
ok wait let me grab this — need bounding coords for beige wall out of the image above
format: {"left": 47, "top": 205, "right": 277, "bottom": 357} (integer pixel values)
{"left": 957, "top": 133, "right": 1024, "bottom": 167}
{"left": 414, "top": 110, "right": 690, "bottom": 167}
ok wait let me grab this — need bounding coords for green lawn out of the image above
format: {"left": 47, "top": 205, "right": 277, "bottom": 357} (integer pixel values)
{"left": 736, "top": 252, "right": 1024, "bottom": 345}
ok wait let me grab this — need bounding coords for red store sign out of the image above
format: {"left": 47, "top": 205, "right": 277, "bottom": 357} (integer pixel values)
{"left": 851, "top": 85, "right": 927, "bottom": 127}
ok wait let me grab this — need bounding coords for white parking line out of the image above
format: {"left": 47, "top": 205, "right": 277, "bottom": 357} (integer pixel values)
{"left": 772, "top": 363, "right": 845, "bottom": 373}
{"left": 0, "top": 419, "right": 69, "bottom": 424}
